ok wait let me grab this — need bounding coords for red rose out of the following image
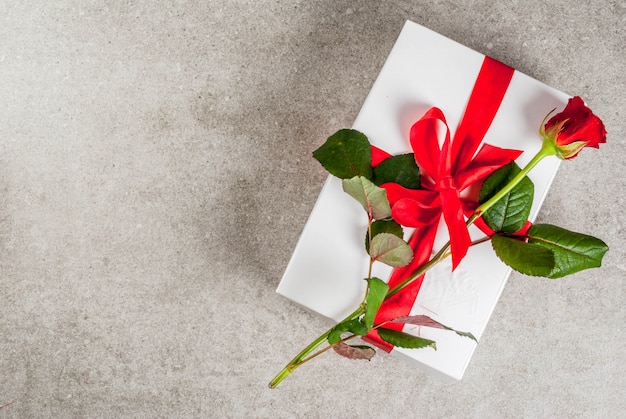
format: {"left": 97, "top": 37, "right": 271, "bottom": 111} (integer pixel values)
{"left": 541, "top": 96, "right": 606, "bottom": 159}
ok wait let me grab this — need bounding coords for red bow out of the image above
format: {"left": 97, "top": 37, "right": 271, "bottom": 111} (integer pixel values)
{"left": 373, "top": 107, "right": 522, "bottom": 269}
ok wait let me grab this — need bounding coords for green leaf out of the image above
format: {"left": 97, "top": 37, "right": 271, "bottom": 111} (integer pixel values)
{"left": 377, "top": 328, "right": 437, "bottom": 350}
{"left": 342, "top": 176, "right": 391, "bottom": 220}
{"left": 328, "top": 327, "right": 343, "bottom": 345}
{"left": 348, "top": 319, "right": 370, "bottom": 336}
{"left": 328, "top": 319, "right": 369, "bottom": 345}
{"left": 347, "top": 319, "right": 369, "bottom": 336}
{"left": 390, "top": 315, "right": 477, "bottom": 342}
{"left": 365, "top": 219, "right": 403, "bottom": 253}
{"left": 332, "top": 343, "right": 376, "bottom": 361}
{"left": 479, "top": 162, "right": 534, "bottom": 233}
{"left": 373, "top": 153, "right": 421, "bottom": 189}
{"left": 363, "top": 277, "right": 389, "bottom": 330}
{"left": 312, "top": 129, "right": 373, "bottom": 179}
{"left": 369, "top": 233, "right": 413, "bottom": 268}
{"left": 527, "top": 224, "right": 609, "bottom": 278}
{"left": 491, "top": 234, "right": 555, "bottom": 277}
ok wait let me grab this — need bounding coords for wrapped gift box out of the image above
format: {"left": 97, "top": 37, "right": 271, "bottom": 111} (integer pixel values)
{"left": 276, "top": 20, "right": 567, "bottom": 382}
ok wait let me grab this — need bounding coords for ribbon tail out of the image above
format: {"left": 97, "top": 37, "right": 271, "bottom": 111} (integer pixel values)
{"left": 440, "top": 189, "right": 471, "bottom": 270}
{"left": 364, "top": 222, "right": 439, "bottom": 352}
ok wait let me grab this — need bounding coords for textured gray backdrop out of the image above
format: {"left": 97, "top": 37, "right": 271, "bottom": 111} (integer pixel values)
{"left": 1, "top": 1, "right": 624, "bottom": 417}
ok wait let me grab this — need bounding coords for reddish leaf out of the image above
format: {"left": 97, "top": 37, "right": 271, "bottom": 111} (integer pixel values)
{"left": 390, "top": 315, "right": 477, "bottom": 341}
{"left": 332, "top": 343, "right": 376, "bottom": 361}
{"left": 369, "top": 233, "right": 413, "bottom": 267}
{"left": 391, "top": 315, "right": 448, "bottom": 329}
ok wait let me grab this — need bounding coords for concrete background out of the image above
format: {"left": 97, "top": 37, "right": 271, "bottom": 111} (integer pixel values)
{"left": 1, "top": 1, "right": 624, "bottom": 417}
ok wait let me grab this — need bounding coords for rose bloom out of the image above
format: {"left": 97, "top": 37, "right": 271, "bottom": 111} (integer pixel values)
{"left": 541, "top": 96, "right": 606, "bottom": 159}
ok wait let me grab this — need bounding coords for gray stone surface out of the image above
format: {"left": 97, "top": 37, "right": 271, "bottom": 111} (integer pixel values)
{"left": 0, "top": 1, "right": 624, "bottom": 417}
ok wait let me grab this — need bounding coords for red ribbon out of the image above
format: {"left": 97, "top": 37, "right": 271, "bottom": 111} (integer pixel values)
{"left": 367, "top": 56, "right": 523, "bottom": 351}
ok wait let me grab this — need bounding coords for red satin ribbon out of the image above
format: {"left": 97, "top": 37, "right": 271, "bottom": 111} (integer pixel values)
{"left": 367, "top": 56, "right": 523, "bottom": 351}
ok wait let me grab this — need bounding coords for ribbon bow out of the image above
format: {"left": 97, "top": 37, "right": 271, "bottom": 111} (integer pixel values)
{"left": 375, "top": 106, "right": 523, "bottom": 269}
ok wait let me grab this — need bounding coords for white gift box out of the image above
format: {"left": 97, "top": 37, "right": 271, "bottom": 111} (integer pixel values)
{"left": 277, "top": 21, "right": 567, "bottom": 382}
